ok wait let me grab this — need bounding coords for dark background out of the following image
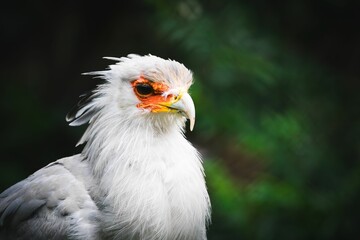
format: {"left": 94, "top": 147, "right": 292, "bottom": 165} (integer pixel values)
{"left": 1, "top": 1, "right": 359, "bottom": 239}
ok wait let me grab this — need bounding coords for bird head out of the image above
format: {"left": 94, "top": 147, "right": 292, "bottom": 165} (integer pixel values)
{"left": 66, "top": 54, "right": 196, "bottom": 136}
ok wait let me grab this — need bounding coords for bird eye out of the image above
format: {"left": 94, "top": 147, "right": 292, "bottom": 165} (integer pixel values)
{"left": 135, "top": 84, "right": 154, "bottom": 97}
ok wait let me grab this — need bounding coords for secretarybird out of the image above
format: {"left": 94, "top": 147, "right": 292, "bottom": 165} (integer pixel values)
{"left": 0, "top": 54, "right": 211, "bottom": 240}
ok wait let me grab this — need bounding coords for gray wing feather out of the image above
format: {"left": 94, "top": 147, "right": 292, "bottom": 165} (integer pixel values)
{"left": 11, "top": 199, "right": 46, "bottom": 225}
{"left": 0, "top": 155, "right": 101, "bottom": 240}
{"left": 0, "top": 181, "right": 26, "bottom": 199}
{"left": 0, "top": 183, "right": 46, "bottom": 227}
{"left": 0, "top": 198, "right": 22, "bottom": 226}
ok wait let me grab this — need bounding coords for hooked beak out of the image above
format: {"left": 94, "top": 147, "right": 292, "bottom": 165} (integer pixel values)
{"left": 169, "top": 92, "right": 196, "bottom": 131}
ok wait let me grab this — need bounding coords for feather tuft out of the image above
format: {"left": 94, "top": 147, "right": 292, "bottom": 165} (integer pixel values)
{"left": 66, "top": 91, "right": 99, "bottom": 126}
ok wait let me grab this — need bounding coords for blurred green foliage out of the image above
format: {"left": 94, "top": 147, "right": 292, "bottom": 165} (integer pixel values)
{"left": 1, "top": 0, "right": 359, "bottom": 239}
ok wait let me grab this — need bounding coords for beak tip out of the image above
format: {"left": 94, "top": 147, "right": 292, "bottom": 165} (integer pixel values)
{"left": 189, "top": 117, "right": 195, "bottom": 131}
{"left": 169, "top": 92, "right": 196, "bottom": 132}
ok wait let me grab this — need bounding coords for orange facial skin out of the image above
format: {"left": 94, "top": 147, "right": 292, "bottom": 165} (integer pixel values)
{"left": 132, "top": 77, "right": 178, "bottom": 113}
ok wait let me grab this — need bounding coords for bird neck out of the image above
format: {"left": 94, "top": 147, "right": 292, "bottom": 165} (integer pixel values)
{"left": 80, "top": 110, "right": 188, "bottom": 183}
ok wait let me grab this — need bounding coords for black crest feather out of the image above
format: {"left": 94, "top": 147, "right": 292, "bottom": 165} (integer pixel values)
{"left": 66, "top": 91, "right": 98, "bottom": 126}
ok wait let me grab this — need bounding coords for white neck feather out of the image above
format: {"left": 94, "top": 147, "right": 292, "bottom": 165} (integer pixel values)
{"left": 80, "top": 104, "right": 210, "bottom": 240}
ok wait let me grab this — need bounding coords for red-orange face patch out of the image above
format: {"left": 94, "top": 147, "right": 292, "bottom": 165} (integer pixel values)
{"left": 132, "top": 77, "right": 175, "bottom": 112}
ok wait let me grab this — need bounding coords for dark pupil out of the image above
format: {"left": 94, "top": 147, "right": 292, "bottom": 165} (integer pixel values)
{"left": 136, "top": 84, "right": 153, "bottom": 96}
